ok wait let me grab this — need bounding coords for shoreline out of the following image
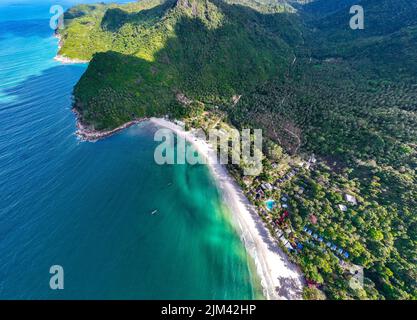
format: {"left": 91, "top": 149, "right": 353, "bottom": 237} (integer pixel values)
{"left": 73, "top": 108, "right": 147, "bottom": 141}
{"left": 53, "top": 33, "right": 89, "bottom": 64}
{"left": 149, "top": 117, "right": 304, "bottom": 300}
{"left": 75, "top": 118, "right": 147, "bottom": 141}
{"left": 73, "top": 115, "right": 305, "bottom": 298}
{"left": 54, "top": 54, "right": 89, "bottom": 64}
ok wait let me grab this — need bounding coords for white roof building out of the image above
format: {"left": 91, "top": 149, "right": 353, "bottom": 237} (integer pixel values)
{"left": 261, "top": 183, "right": 273, "bottom": 191}
{"left": 344, "top": 194, "right": 357, "bottom": 205}
{"left": 308, "top": 154, "right": 317, "bottom": 164}
{"left": 338, "top": 204, "right": 348, "bottom": 212}
{"left": 174, "top": 120, "right": 185, "bottom": 127}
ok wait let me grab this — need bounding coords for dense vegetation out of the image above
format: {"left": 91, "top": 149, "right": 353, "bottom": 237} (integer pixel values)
{"left": 229, "top": 0, "right": 417, "bottom": 299}
{"left": 59, "top": 0, "right": 301, "bottom": 130}
{"left": 59, "top": 0, "right": 416, "bottom": 299}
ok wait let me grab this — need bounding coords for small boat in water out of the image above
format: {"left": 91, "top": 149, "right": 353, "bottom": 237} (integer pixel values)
{"left": 151, "top": 209, "right": 158, "bottom": 215}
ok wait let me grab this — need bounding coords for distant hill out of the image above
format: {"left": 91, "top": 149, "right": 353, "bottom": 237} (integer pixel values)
{"left": 295, "top": 0, "right": 360, "bottom": 17}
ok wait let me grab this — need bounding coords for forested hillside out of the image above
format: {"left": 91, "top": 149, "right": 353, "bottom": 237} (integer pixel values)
{"left": 58, "top": 0, "right": 302, "bottom": 130}
{"left": 58, "top": 0, "right": 417, "bottom": 299}
{"left": 229, "top": 0, "right": 417, "bottom": 299}
{"left": 305, "top": 0, "right": 417, "bottom": 81}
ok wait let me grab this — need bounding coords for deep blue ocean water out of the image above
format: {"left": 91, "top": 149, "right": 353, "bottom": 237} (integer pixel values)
{"left": 0, "top": 0, "right": 261, "bottom": 299}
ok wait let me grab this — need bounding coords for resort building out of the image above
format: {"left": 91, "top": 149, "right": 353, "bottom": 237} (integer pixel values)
{"left": 344, "top": 194, "right": 357, "bottom": 205}
{"left": 261, "top": 183, "right": 273, "bottom": 191}
{"left": 174, "top": 120, "right": 185, "bottom": 127}
{"left": 338, "top": 204, "right": 348, "bottom": 212}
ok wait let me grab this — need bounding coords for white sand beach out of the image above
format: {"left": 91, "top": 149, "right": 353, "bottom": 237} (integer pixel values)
{"left": 150, "top": 117, "right": 305, "bottom": 300}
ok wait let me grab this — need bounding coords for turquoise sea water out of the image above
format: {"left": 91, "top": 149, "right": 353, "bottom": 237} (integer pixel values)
{"left": 0, "top": 0, "right": 261, "bottom": 299}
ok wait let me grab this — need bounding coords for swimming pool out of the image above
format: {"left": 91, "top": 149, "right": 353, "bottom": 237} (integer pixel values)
{"left": 265, "top": 199, "right": 276, "bottom": 211}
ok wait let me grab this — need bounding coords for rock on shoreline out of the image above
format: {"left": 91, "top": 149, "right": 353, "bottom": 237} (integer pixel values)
{"left": 73, "top": 109, "right": 147, "bottom": 142}
{"left": 54, "top": 54, "right": 89, "bottom": 64}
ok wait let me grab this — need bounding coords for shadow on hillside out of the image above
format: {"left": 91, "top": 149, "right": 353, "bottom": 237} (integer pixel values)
{"left": 73, "top": 0, "right": 301, "bottom": 130}
{"left": 101, "top": 0, "right": 178, "bottom": 32}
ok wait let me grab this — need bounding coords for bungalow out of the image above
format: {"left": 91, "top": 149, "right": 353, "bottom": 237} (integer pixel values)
{"left": 279, "top": 235, "right": 294, "bottom": 251}
{"left": 255, "top": 189, "right": 265, "bottom": 199}
{"left": 284, "top": 241, "right": 295, "bottom": 251}
{"left": 261, "top": 183, "right": 273, "bottom": 191}
{"left": 308, "top": 154, "right": 317, "bottom": 164}
{"left": 344, "top": 194, "right": 357, "bottom": 205}
{"left": 338, "top": 204, "right": 348, "bottom": 212}
{"left": 174, "top": 120, "right": 185, "bottom": 127}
